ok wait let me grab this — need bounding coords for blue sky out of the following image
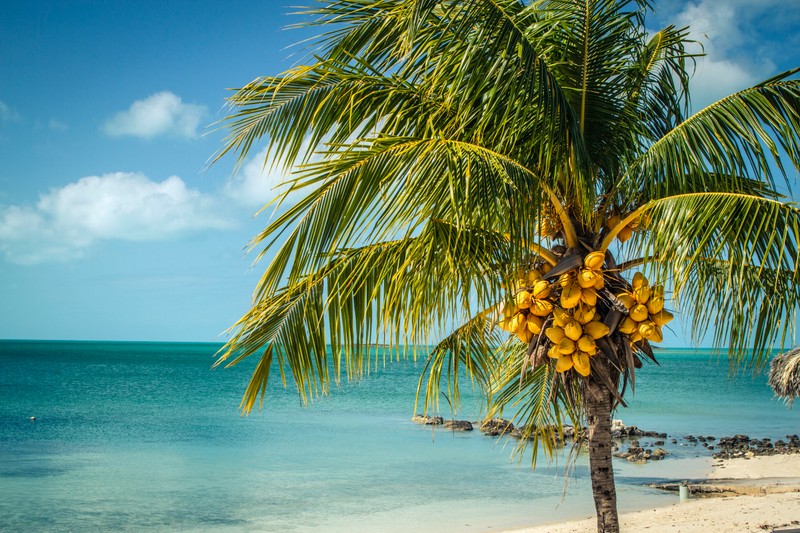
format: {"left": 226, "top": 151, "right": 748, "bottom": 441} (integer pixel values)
{"left": 0, "top": 1, "right": 798, "bottom": 342}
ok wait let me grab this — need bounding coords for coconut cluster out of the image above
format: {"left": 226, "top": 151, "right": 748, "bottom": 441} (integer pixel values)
{"left": 497, "top": 251, "right": 674, "bottom": 378}
{"left": 499, "top": 265, "right": 554, "bottom": 344}
{"left": 616, "top": 273, "right": 673, "bottom": 343}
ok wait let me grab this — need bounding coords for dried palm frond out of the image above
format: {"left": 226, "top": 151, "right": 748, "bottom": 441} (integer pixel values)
{"left": 769, "top": 347, "right": 800, "bottom": 405}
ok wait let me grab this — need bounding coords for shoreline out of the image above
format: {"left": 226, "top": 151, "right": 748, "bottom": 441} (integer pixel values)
{"left": 504, "top": 454, "right": 800, "bottom": 533}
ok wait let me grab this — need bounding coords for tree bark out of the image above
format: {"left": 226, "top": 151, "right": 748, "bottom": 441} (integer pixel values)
{"left": 585, "top": 372, "right": 619, "bottom": 533}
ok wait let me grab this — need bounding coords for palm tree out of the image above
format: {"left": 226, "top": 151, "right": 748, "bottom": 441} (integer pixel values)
{"left": 214, "top": 1, "right": 800, "bottom": 531}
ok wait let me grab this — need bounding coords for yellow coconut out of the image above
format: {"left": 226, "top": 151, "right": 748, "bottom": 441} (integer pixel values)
{"left": 553, "top": 308, "right": 571, "bottom": 327}
{"left": 618, "top": 317, "right": 638, "bottom": 334}
{"left": 584, "top": 251, "right": 605, "bottom": 270}
{"left": 545, "top": 326, "right": 566, "bottom": 343}
{"left": 646, "top": 296, "right": 664, "bottom": 315}
{"left": 499, "top": 311, "right": 524, "bottom": 332}
{"left": 516, "top": 291, "right": 532, "bottom": 309}
{"left": 530, "top": 299, "right": 554, "bottom": 317}
{"left": 648, "top": 325, "right": 664, "bottom": 343}
{"left": 651, "top": 285, "right": 664, "bottom": 298}
{"left": 561, "top": 284, "right": 582, "bottom": 309}
{"left": 617, "top": 292, "right": 636, "bottom": 310}
{"left": 557, "top": 338, "right": 577, "bottom": 354}
{"left": 634, "top": 285, "right": 651, "bottom": 305}
{"left": 564, "top": 321, "right": 583, "bottom": 341}
{"left": 527, "top": 314, "right": 543, "bottom": 334}
{"left": 572, "top": 352, "right": 591, "bottom": 376}
{"left": 632, "top": 272, "right": 647, "bottom": 289}
{"left": 581, "top": 287, "right": 598, "bottom": 307}
{"left": 532, "top": 280, "right": 552, "bottom": 299}
{"left": 630, "top": 304, "right": 649, "bottom": 322}
{"left": 637, "top": 320, "right": 656, "bottom": 340}
{"left": 584, "top": 320, "right": 610, "bottom": 339}
{"left": 555, "top": 354, "right": 574, "bottom": 372}
{"left": 577, "top": 268, "right": 599, "bottom": 289}
{"left": 577, "top": 335, "right": 596, "bottom": 353}
{"left": 651, "top": 309, "right": 674, "bottom": 327}
{"left": 517, "top": 328, "right": 534, "bottom": 343}
{"left": 573, "top": 305, "right": 596, "bottom": 325}
{"left": 617, "top": 225, "right": 633, "bottom": 243}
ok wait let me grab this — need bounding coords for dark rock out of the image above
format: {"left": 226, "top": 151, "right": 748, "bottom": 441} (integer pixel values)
{"left": 412, "top": 415, "right": 444, "bottom": 425}
{"left": 653, "top": 440, "right": 665, "bottom": 446}
{"left": 480, "top": 418, "right": 514, "bottom": 436}
{"left": 443, "top": 420, "right": 473, "bottom": 431}
{"left": 651, "top": 448, "right": 668, "bottom": 460}
{"left": 510, "top": 425, "right": 536, "bottom": 440}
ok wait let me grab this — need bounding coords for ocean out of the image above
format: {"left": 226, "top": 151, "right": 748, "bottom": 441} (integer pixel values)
{"left": 1, "top": 340, "right": 798, "bottom": 532}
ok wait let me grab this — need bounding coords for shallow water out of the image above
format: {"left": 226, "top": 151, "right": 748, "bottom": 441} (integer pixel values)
{"left": 0, "top": 341, "right": 797, "bottom": 532}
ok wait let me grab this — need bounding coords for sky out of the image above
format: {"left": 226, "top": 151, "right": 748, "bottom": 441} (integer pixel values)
{"left": 0, "top": 1, "right": 798, "bottom": 343}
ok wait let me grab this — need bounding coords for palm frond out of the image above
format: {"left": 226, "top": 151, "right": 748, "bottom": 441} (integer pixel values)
{"left": 625, "top": 70, "right": 800, "bottom": 199}
{"left": 218, "top": 218, "right": 536, "bottom": 411}
{"left": 415, "top": 309, "right": 503, "bottom": 415}
{"left": 245, "top": 135, "right": 556, "bottom": 298}
{"left": 629, "top": 192, "right": 800, "bottom": 366}
{"left": 487, "top": 338, "right": 580, "bottom": 466}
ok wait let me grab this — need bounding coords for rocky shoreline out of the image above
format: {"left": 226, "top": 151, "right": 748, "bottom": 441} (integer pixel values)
{"left": 411, "top": 415, "right": 800, "bottom": 463}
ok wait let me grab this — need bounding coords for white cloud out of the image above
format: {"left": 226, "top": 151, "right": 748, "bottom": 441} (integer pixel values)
{"left": 103, "top": 92, "right": 207, "bottom": 139}
{"left": 0, "top": 172, "right": 233, "bottom": 264}
{"left": 223, "top": 147, "right": 294, "bottom": 209}
{"left": 669, "top": 0, "right": 792, "bottom": 111}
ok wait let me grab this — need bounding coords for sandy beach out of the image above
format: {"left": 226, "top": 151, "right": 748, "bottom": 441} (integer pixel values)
{"left": 507, "top": 454, "right": 800, "bottom": 533}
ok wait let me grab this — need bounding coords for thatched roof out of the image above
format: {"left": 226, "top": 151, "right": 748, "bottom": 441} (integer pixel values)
{"left": 768, "top": 347, "right": 800, "bottom": 405}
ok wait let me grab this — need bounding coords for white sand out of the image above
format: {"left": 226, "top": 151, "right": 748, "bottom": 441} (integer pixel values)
{"left": 709, "top": 454, "right": 800, "bottom": 480}
{"left": 506, "top": 454, "right": 800, "bottom": 533}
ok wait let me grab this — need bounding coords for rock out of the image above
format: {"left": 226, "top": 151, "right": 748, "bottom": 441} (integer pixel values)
{"left": 651, "top": 448, "right": 668, "bottom": 460}
{"left": 511, "top": 424, "right": 538, "bottom": 440}
{"left": 412, "top": 415, "right": 444, "bottom": 425}
{"left": 653, "top": 440, "right": 665, "bottom": 446}
{"left": 443, "top": 420, "right": 473, "bottom": 431}
{"left": 480, "top": 418, "right": 515, "bottom": 436}
{"left": 712, "top": 433, "right": 800, "bottom": 459}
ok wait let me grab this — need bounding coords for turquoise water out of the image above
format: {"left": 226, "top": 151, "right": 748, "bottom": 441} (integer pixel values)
{"left": 1, "top": 341, "right": 798, "bottom": 532}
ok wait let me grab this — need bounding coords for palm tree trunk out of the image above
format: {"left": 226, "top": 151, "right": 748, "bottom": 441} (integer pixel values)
{"left": 585, "top": 371, "right": 619, "bottom": 532}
